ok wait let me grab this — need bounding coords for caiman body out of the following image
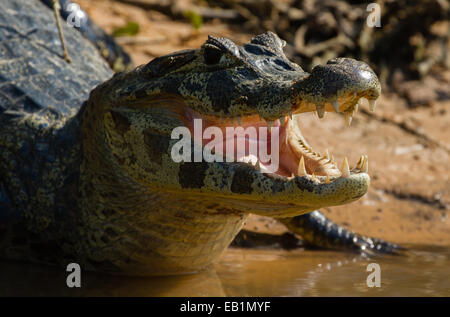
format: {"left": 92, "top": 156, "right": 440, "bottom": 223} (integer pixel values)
{"left": 0, "top": 0, "right": 397, "bottom": 276}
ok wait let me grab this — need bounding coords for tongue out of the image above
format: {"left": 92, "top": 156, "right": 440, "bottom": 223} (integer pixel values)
{"left": 206, "top": 122, "right": 285, "bottom": 174}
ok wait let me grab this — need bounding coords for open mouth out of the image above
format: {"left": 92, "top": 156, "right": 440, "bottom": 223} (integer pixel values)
{"left": 184, "top": 95, "right": 374, "bottom": 185}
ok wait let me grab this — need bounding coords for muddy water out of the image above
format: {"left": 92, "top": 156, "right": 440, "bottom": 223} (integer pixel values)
{"left": 0, "top": 246, "right": 448, "bottom": 296}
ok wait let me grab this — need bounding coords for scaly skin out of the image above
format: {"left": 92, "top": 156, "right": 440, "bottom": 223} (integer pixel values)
{"left": 41, "top": 0, "right": 134, "bottom": 71}
{"left": 0, "top": 0, "right": 399, "bottom": 276}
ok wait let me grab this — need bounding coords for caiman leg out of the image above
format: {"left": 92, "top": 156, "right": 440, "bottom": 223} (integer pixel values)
{"left": 52, "top": 0, "right": 71, "bottom": 63}
{"left": 277, "top": 210, "right": 401, "bottom": 254}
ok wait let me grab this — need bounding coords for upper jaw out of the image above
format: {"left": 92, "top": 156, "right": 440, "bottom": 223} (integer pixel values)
{"left": 196, "top": 57, "right": 380, "bottom": 128}
{"left": 290, "top": 57, "right": 380, "bottom": 121}
{"left": 254, "top": 57, "right": 380, "bottom": 123}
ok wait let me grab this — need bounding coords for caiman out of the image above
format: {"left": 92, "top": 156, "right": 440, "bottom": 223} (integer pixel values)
{"left": 0, "top": 0, "right": 398, "bottom": 276}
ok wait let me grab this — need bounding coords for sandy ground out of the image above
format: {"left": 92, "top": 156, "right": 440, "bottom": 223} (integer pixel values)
{"left": 77, "top": 0, "right": 449, "bottom": 246}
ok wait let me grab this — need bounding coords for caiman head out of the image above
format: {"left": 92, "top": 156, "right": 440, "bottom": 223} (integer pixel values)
{"left": 84, "top": 31, "right": 380, "bottom": 218}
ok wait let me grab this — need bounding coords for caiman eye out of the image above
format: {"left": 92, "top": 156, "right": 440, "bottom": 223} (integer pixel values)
{"left": 203, "top": 44, "right": 223, "bottom": 65}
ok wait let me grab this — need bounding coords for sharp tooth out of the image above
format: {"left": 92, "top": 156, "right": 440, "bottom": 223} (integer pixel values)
{"left": 289, "top": 110, "right": 293, "bottom": 120}
{"left": 316, "top": 104, "right": 325, "bottom": 118}
{"left": 362, "top": 155, "right": 368, "bottom": 173}
{"left": 344, "top": 112, "right": 352, "bottom": 127}
{"left": 324, "top": 149, "right": 330, "bottom": 160}
{"left": 356, "top": 155, "right": 364, "bottom": 169}
{"left": 325, "top": 175, "right": 330, "bottom": 184}
{"left": 332, "top": 100, "right": 339, "bottom": 113}
{"left": 236, "top": 116, "right": 242, "bottom": 125}
{"left": 331, "top": 154, "right": 335, "bottom": 164}
{"left": 297, "top": 156, "right": 307, "bottom": 176}
{"left": 362, "top": 154, "right": 367, "bottom": 168}
{"left": 368, "top": 99, "right": 376, "bottom": 112}
{"left": 255, "top": 159, "right": 261, "bottom": 170}
{"left": 341, "top": 157, "right": 350, "bottom": 178}
{"left": 353, "top": 102, "right": 359, "bottom": 116}
{"left": 280, "top": 116, "right": 285, "bottom": 126}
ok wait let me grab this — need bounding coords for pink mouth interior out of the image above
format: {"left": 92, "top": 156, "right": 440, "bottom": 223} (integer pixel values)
{"left": 185, "top": 108, "right": 298, "bottom": 176}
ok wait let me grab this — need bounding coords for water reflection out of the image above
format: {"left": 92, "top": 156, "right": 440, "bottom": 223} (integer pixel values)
{"left": 0, "top": 246, "right": 448, "bottom": 296}
{"left": 0, "top": 261, "right": 225, "bottom": 296}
